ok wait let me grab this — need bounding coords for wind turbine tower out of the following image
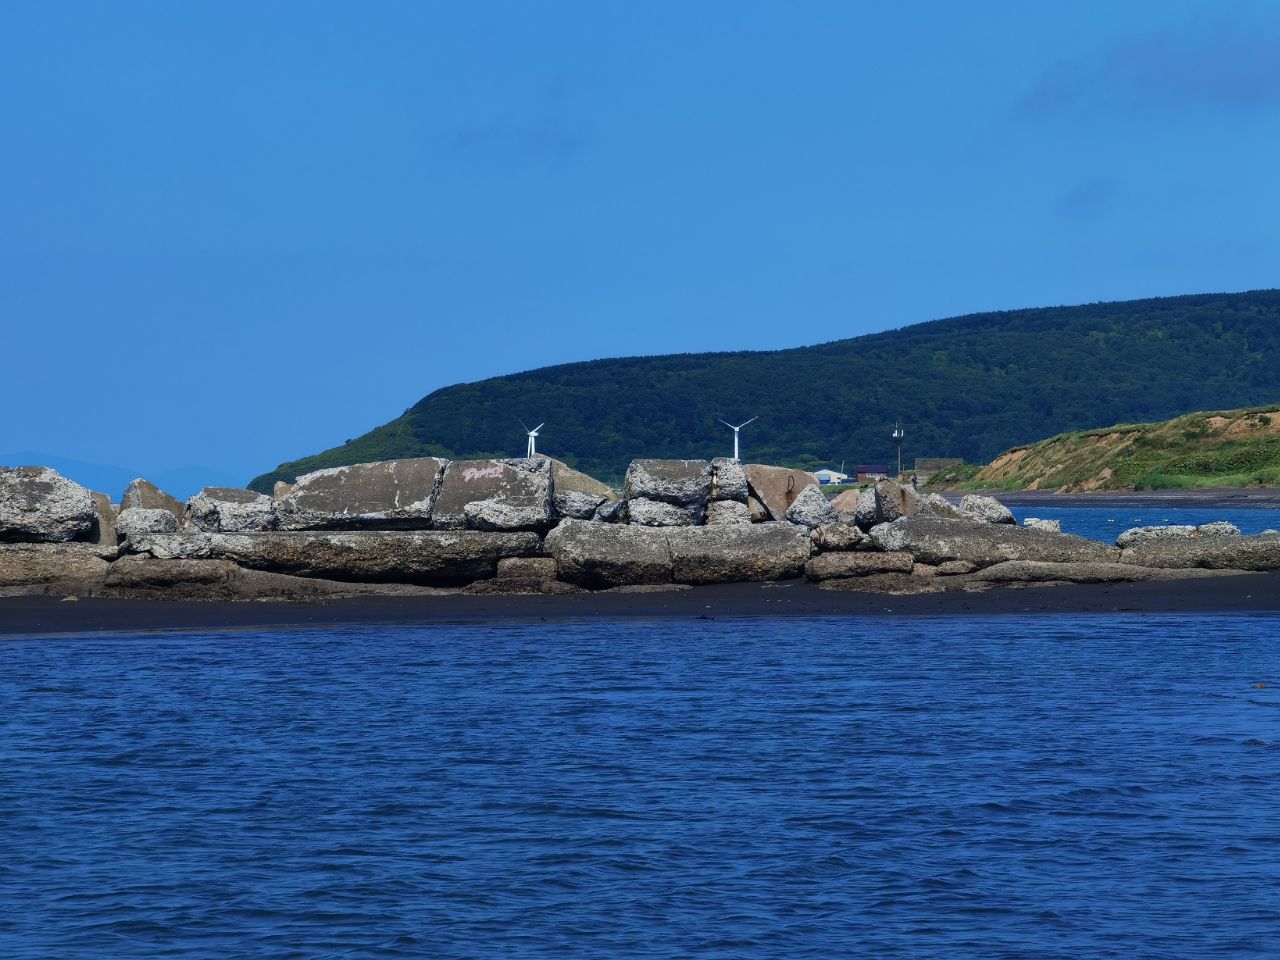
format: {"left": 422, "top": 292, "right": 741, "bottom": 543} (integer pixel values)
{"left": 520, "top": 420, "right": 545, "bottom": 459}
{"left": 718, "top": 417, "right": 757, "bottom": 462}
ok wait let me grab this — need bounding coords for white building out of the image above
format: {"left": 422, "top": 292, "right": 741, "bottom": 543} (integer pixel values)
{"left": 813, "top": 468, "right": 849, "bottom": 485}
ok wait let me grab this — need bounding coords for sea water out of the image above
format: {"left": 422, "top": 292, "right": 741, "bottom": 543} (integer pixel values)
{"left": 2, "top": 616, "right": 1279, "bottom": 958}
{"left": 1008, "top": 506, "right": 1280, "bottom": 543}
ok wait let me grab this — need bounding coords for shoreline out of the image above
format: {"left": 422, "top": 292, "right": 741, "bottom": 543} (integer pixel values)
{"left": 4, "top": 573, "right": 1280, "bottom": 636}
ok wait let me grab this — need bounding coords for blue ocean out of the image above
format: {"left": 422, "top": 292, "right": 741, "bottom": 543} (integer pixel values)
{"left": 1007, "top": 505, "right": 1280, "bottom": 543}
{"left": 3, "top": 615, "right": 1279, "bottom": 958}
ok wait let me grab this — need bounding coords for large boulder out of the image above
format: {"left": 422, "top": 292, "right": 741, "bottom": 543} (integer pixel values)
{"left": 706, "top": 500, "right": 753, "bottom": 525}
{"left": 623, "top": 460, "right": 713, "bottom": 516}
{"left": 626, "top": 498, "right": 701, "bottom": 526}
{"left": 666, "top": 523, "right": 812, "bottom": 584}
{"left": 744, "top": 465, "right": 818, "bottom": 520}
{"left": 805, "top": 551, "right": 913, "bottom": 581}
{"left": 117, "top": 507, "right": 179, "bottom": 544}
{"left": 873, "top": 478, "right": 920, "bottom": 523}
{"left": 0, "top": 467, "right": 97, "bottom": 543}
{"left": 186, "top": 488, "right": 276, "bottom": 533}
{"left": 810, "top": 522, "right": 867, "bottom": 552}
{"left": 545, "top": 519, "right": 672, "bottom": 588}
{"left": 710, "top": 458, "right": 749, "bottom": 502}
{"left": 548, "top": 459, "right": 616, "bottom": 520}
{"left": 1116, "top": 523, "right": 1241, "bottom": 549}
{"left": 432, "top": 459, "right": 552, "bottom": 531}
{"left": 969, "top": 560, "right": 1247, "bottom": 584}
{"left": 89, "top": 492, "right": 118, "bottom": 549}
{"left": 957, "top": 494, "right": 1016, "bottom": 525}
{"left": 99, "top": 555, "right": 453, "bottom": 601}
{"left": 128, "top": 530, "right": 541, "bottom": 585}
{"left": 1023, "top": 518, "right": 1061, "bottom": 533}
{"left": 120, "top": 478, "right": 185, "bottom": 524}
{"left": 0, "top": 542, "right": 112, "bottom": 594}
{"left": 785, "top": 484, "right": 838, "bottom": 529}
{"left": 275, "top": 457, "right": 447, "bottom": 530}
{"left": 830, "top": 488, "right": 862, "bottom": 523}
{"left": 1119, "top": 532, "right": 1280, "bottom": 571}
{"left": 869, "top": 516, "right": 1118, "bottom": 568}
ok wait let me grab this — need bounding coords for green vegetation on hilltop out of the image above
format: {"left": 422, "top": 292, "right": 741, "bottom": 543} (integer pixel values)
{"left": 250, "top": 290, "right": 1280, "bottom": 491}
{"left": 957, "top": 405, "right": 1280, "bottom": 492}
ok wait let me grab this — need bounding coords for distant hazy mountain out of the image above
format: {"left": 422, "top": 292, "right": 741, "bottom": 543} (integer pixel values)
{"left": 249, "top": 289, "right": 1280, "bottom": 491}
{"left": 0, "top": 453, "right": 239, "bottom": 502}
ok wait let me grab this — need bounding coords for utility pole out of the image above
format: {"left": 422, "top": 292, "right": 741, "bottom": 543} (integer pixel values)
{"left": 892, "top": 423, "right": 904, "bottom": 478}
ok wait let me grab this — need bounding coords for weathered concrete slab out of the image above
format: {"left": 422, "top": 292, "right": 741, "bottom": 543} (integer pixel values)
{"left": 0, "top": 542, "right": 112, "bottom": 594}
{"left": 706, "top": 500, "right": 753, "bottom": 525}
{"left": 744, "top": 465, "right": 818, "bottom": 520}
{"left": 806, "top": 551, "right": 913, "bottom": 580}
{"left": 666, "top": 522, "right": 811, "bottom": 584}
{"left": 432, "top": 459, "right": 552, "bottom": 531}
{"left": 129, "top": 530, "right": 541, "bottom": 585}
{"left": 121, "top": 478, "right": 185, "bottom": 523}
{"left": 970, "top": 560, "right": 1249, "bottom": 583}
{"left": 0, "top": 467, "right": 97, "bottom": 543}
{"left": 276, "top": 457, "right": 447, "bottom": 530}
{"left": 117, "top": 507, "right": 179, "bottom": 544}
{"left": 548, "top": 459, "right": 616, "bottom": 520}
{"left": 710, "top": 458, "right": 749, "bottom": 502}
{"left": 89, "top": 492, "right": 118, "bottom": 549}
{"left": 626, "top": 498, "right": 702, "bottom": 526}
{"left": 624, "top": 460, "right": 712, "bottom": 509}
{"left": 870, "top": 516, "right": 1118, "bottom": 568}
{"left": 1119, "top": 533, "right": 1280, "bottom": 570}
{"left": 545, "top": 519, "right": 672, "bottom": 588}
{"left": 186, "top": 488, "right": 276, "bottom": 533}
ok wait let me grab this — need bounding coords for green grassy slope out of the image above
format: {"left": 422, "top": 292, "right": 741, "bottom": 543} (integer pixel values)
{"left": 955, "top": 405, "right": 1280, "bottom": 492}
{"left": 250, "top": 290, "right": 1280, "bottom": 492}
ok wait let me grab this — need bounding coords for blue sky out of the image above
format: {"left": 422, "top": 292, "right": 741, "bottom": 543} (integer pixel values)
{"left": 3, "top": 1, "right": 1279, "bottom": 493}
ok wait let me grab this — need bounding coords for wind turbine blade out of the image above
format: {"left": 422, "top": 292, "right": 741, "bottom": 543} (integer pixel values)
{"left": 739, "top": 416, "right": 758, "bottom": 428}
{"left": 718, "top": 419, "right": 734, "bottom": 429}
{"left": 533, "top": 423, "right": 544, "bottom": 433}
{"left": 518, "top": 418, "right": 530, "bottom": 432}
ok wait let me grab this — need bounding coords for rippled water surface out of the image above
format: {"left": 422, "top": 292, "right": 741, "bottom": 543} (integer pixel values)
{"left": 3, "top": 616, "right": 1279, "bottom": 959}
{"left": 1007, "top": 505, "right": 1280, "bottom": 542}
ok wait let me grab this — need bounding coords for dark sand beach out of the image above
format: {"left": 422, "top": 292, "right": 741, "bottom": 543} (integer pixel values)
{"left": 4, "top": 573, "right": 1280, "bottom": 636}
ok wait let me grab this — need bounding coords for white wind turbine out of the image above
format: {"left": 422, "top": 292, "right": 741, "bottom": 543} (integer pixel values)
{"left": 520, "top": 420, "right": 545, "bottom": 458}
{"left": 718, "top": 416, "right": 757, "bottom": 462}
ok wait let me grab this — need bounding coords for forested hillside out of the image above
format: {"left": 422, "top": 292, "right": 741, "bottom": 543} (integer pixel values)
{"left": 250, "top": 290, "right": 1280, "bottom": 491}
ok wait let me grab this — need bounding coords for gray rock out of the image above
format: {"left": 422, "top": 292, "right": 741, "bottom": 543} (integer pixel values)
{"left": 818, "top": 572, "right": 945, "bottom": 595}
{"left": 99, "top": 555, "right": 455, "bottom": 601}
{"left": 545, "top": 520, "right": 672, "bottom": 588}
{"left": 917, "top": 492, "right": 966, "bottom": 520}
{"left": 624, "top": 459, "right": 713, "bottom": 509}
{"left": 497, "top": 556, "right": 558, "bottom": 580}
{"left": 706, "top": 499, "right": 753, "bottom": 525}
{"left": 957, "top": 494, "right": 1016, "bottom": 524}
{"left": 829, "top": 488, "right": 862, "bottom": 523}
{"left": 186, "top": 487, "right": 276, "bottom": 533}
{"left": 432, "top": 458, "right": 552, "bottom": 531}
{"left": 747, "top": 494, "right": 770, "bottom": 522}
{"left": 117, "top": 507, "right": 179, "bottom": 543}
{"left": 276, "top": 457, "right": 447, "bottom": 530}
{"left": 464, "top": 495, "right": 554, "bottom": 532}
{"left": 937, "top": 560, "right": 976, "bottom": 575}
{"left": 805, "top": 551, "right": 913, "bottom": 581}
{"left": 785, "top": 484, "right": 838, "bottom": 528}
{"left": 873, "top": 478, "right": 920, "bottom": 524}
{"left": 0, "top": 542, "right": 112, "bottom": 594}
{"left": 710, "top": 458, "right": 749, "bottom": 502}
{"left": 810, "top": 522, "right": 867, "bottom": 552}
{"left": 1116, "top": 523, "right": 1241, "bottom": 548}
{"left": 970, "top": 560, "right": 1248, "bottom": 584}
{"left": 667, "top": 523, "right": 812, "bottom": 584}
{"left": 854, "top": 487, "right": 878, "bottom": 528}
{"left": 460, "top": 577, "right": 584, "bottom": 596}
{"left": 89, "top": 492, "right": 118, "bottom": 549}
{"left": 1119, "top": 533, "right": 1280, "bottom": 571}
{"left": 626, "top": 498, "right": 702, "bottom": 526}
{"left": 129, "top": 530, "right": 541, "bottom": 585}
{"left": 744, "top": 464, "right": 818, "bottom": 520}
{"left": 0, "top": 467, "right": 97, "bottom": 543}
{"left": 1023, "top": 517, "right": 1061, "bottom": 533}
{"left": 870, "top": 516, "right": 1118, "bottom": 568}
{"left": 553, "top": 489, "right": 609, "bottom": 521}
{"left": 120, "top": 478, "right": 185, "bottom": 523}
{"left": 593, "top": 498, "right": 626, "bottom": 523}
